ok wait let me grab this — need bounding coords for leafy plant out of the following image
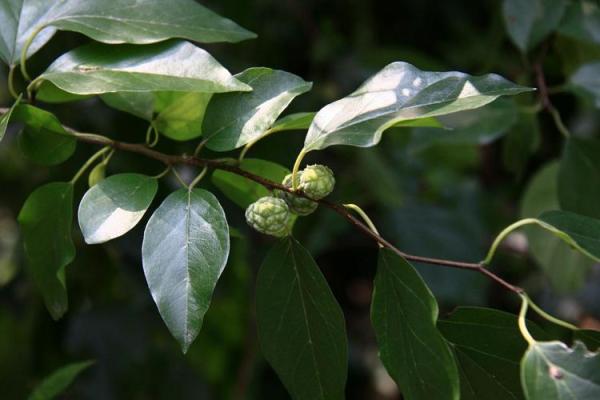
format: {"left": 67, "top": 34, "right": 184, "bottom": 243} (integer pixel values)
{"left": 2, "top": 0, "right": 600, "bottom": 399}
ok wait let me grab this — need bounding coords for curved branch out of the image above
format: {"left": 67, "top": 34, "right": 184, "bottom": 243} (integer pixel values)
{"left": 0, "top": 108, "right": 524, "bottom": 294}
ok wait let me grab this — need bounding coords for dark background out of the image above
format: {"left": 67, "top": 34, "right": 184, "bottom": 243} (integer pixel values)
{"left": 1, "top": 0, "right": 598, "bottom": 399}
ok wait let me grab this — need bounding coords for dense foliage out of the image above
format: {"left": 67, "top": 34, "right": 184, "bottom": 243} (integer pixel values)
{"left": 1, "top": 0, "right": 600, "bottom": 399}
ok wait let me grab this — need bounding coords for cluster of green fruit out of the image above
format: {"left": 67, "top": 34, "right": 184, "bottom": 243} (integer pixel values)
{"left": 245, "top": 165, "right": 335, "bottom": 237}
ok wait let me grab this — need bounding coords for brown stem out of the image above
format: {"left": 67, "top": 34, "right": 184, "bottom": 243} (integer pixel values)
{"left": 0, "top": 109, "right": 524, "bottom": 294}
{"left": 533, "top": 61, "right": 571, "bottom": 138}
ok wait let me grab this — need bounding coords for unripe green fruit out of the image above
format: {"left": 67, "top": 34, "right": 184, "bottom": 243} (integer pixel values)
{"left": 277, "top": 173, "right": 318, "bottom": 216}
{"left": 299, "top": 164, "right": 335, "bottom": 200}
{"left": 88, "top": 163, "right": 106, "bottom": 187}
{"left": 245, "top": 196, "right": 291, "bottom": 237}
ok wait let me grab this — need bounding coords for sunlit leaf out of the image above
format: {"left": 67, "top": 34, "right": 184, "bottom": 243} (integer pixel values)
{"left": 35, "top": 41, "right": 251, "bottom": 98}
{"left": 78, "top": 173, "right": 158, "bottom": 244}
{"left": 142, "top": 188, "right": 229, "bottom": 353}
{"left": 204, "top": 67, "right": 311, "bottom": 151}
{"left": 0, "top": 0, "right": 255, "bottom": 66}
{"left": 303, "top": 61, "right": 531, "bottom": 152}
{"left": 521, "top": 341, "right": 600, "bottom": 399}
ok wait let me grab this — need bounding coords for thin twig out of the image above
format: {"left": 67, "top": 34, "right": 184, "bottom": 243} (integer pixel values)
{"left": 0, "top": 109, "right": 524, "bottom": 294}
{"left": 533, "top": 62, "right": 571, "bottom": 138}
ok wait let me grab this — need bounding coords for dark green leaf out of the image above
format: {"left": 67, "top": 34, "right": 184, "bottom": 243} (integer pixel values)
{"left": 303, "top": 61, "right": 531, "bottom": 152}
{"left": 0, "top": 95, "right": 21, "bottom": 142}
{"left": 11, "top": 104, "right": 76, "bottom": 165}
{"left": 18, "top": 182, "right": 74, "bottom": 320}
{"left": 439, "top": 307, "right": 551, "bottom": 400}
{"left": 256, "top": 237, "right": 347, "bottom": 400}
{"left": 0, "top": 0, "right": 255, "bottom": 66}
{"left": 142, "top": 188, "right": 229, "bottom": 353}
{"left": 204, "top": 68, "right": 312, "bottom": 151}
{"left": 570, "top": 62, "right": 600, "bottom": 107}
{"left": 410, "top": 98, "right": 519, "bottom": 152}
{"left": 559, "top": 1, "right": 600, "bottom": 45}
{"left": 559, "top": 138, "right": 600, "bottom": 218}
{"left": 211, "top": 158, "right": 290, "bottom": 208}
{"left": 538, "top": 210, "right": 600, "bottom": 262}
{"left": 270, "top": 112, "right": 316, "bottom": 132}
{"left": 521, "top": 163, "right": 593, "bottom": 292}
{"left": 503, "top": 111, "right": 540, "bottom": 175}
{"left": 574, "top": 330, "right": 600, "bottom": 352}
{"left": 371, "top": 249, "right": 459, "bottom": 400}
{"left": 502, "top": 0, "right": 568, "bottom": 52}
{"left": 521, "top": 341, "right": 600, "bottom": 399}
{"left": 28, "top": 360, "right": 93, "bottom": 400}
{"left": 78, "top": 173, "right": 158, "bottom": 244}
{"left": 35, "top": 41, "right": 251, "bottom": 98}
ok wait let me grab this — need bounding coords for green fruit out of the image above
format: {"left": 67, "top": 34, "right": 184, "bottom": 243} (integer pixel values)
{"left": 277, "top": 173, "right": 318, "bottom": 216}
{"left": 88, "top": 163, "right": 106, "bottom": 187}
{"left": 299, "top": 164, "right": 335, "bottom": 200}
{"left": 245, "top": 196, "right": 291, "bottom": 237}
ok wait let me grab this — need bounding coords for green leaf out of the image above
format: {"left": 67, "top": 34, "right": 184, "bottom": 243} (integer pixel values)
{"left": 503, "top": 111, "right": 540, "bottom": 175}
{"left": 204, "top": 68, "right": 312, "bottom": 151}
{"left": 393, "top": 116, "right": 444, "bottom": 128}
{"left": 28, "top": 360, "right": 93, "bottom": 400}
{"left": 18, "top": 182, "right": 74, "bottom": 320}
{"left": 559, "top": 0, "right": 600, "bottom": 45}
{"left": 371, "top": 249, "right": 459, "bottom": 400}
{"left": 142, "top": 188, "right": 230, "bottom": 353}
{"left": 558, "top": 138, "right": 600, "bottom": 219}
{"left": 409, "top": 98, "right": 519, "bottom": 152}
{"left": 270, "top": 112, "right": 316, "bottom": 132}
{"left": 537, "top": 210, "right": 600, "bottom": 262}
{"left": 256, "top": 237, "right": 347, "bottom": 400}
{"left": 11, "top": 104, "right": 76, "bottom": 165}
{"left": 0, "top": 0, "right": 255, "bottom": 66}
{"left": 570, "top": 62, "right": 600, "bottom": 107}
{"left": 439, "top": 307, "right": 551, "bottom": 400}
{"left": 78, "top": 173, "right": 158, "bottom": 244}
{"left": 154, "top": 92, "right": 212, "bottom": 141}
{"left": 212, "top": 158, "right": 290, "bottom": 209}
{"left": 521, "top": 162, "right": 593, "bottom": 292}
{"left": 574, "top": 330, "right": 600, "bottom": 352}
{"left": 100, "top": 92, "right": 155, "bottom": 120}
{"left": 0, "top": 94, "right": 21, "bottom": 142}
{"left": 521, "top": 341, "right": 600, "bottom": 399}
{"left": 101, "top": 91, "right": 212, "bottom": 141}
{"left": 502, "top": 0, "right": 568, "bottom": 52}
{"left": 303, "top": 61, "right": 531, "bottom": 152}
{"left": 35, "top": 41, "right": 251, "bottom": 99}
